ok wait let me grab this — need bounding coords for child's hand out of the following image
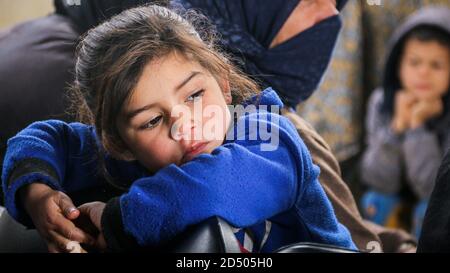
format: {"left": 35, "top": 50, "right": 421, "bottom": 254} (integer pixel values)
{"left": 410, "top": 98, "right": 443, "bottom": 129}
{"left": 392, "top": 91, "right": 417, "bottom": 133}
{"left": 19, "top": 183, "right": 96, "bottom": 253}
{"left": 78, "top": 202, "right": 107, "bottom": 251}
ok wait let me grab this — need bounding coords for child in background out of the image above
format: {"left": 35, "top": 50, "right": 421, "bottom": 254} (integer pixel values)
{"left": 361, "top": 6, "right": 450, "bottom": 239}
{"left": 2, "top": 5, "right": 354, "bottom": 252}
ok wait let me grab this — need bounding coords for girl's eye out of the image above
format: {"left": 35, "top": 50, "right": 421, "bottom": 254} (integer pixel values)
{"left": 141, "top": 115, "right": 163, "bottom": 130}
{"left": 186, "top": 89, "right": 205, "bottom": 103}
{"left": 409, "top": 58, "right": 420, "bottom": 67}
{"left": 431, "top": 61, "right": 443, "bottom": 70}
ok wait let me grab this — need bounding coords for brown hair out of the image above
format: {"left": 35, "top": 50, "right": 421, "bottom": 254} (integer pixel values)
{"left": 70, "top": 4, "right": 260, "bottom": 163}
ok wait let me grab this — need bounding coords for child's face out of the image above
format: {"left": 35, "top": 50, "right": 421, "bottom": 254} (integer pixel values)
{"left": 117, "top": 53, "right": 232, "bottom": 172}
{"left": 400, "top": 39, "right": 450, "bottom": 101}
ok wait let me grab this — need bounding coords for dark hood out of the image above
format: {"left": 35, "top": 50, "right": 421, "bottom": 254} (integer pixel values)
{"left": 382, "top": 6, "right": 450, "bottom": 116}
{"left": 54, "top": 0, "right": 162, "bottom": 34}
{"left": 172, "top": 0, "right": 348, "bottom": 107}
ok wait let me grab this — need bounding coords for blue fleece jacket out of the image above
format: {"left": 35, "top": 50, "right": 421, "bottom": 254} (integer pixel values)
{"left": 2, "top": 88, "right": 355, "bottom": 252}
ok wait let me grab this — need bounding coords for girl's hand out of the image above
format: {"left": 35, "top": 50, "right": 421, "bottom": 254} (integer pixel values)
{"left": 410, "top": 99, "right": 444, "bottom": 129}
{"left": 78, "top": 202, "right": 107, "bottom": 251}
{"left": 391, "top": 91, "right": 417, "bottom": 133}
{"left": 19, "top": 183, "right": 95, "bottom": 253}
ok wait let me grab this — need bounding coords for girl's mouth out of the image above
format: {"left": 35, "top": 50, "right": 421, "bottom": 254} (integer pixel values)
{"left": 415, "top": 84, "right": 432, "bottom": 92}
{"left": 182, "top": 141, "right": 210, "bottom": 162}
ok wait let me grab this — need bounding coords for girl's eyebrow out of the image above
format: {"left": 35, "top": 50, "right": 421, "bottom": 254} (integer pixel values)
{"left": 126, "top": 71, "right": 203, "bottom": 121}
{"left": 126, "top": 103, "right": 157, "bottom": 121}
{"left": 175, "top": 71, "right": 202, "bottom": 91}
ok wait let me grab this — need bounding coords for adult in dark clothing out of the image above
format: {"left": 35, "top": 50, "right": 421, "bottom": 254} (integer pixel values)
{"left": 417, "top": 149, "right": 450, "bottom": 252}
{"left": 0, "top": 14, "right": 78, "bottom": 178}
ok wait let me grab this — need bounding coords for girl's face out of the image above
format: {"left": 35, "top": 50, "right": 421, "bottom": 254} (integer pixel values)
{"left": 117, "top": 53, "right": 232, "bottom": 172}
{"left": 400, "top": 39, "right": 450, "bottom": 101}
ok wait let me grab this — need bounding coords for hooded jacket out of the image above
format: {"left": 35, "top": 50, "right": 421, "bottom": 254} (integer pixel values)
{"left": 361, "top": 6, "right": 450, "bottom": 200}
{"left": 0, "top": 15, "right": 79, "bottom": 194}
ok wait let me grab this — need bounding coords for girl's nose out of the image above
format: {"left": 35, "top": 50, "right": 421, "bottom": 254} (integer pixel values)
{"left": 417, "top": 65, "right": 431, "bottom": 77}
{"left": 171, "top": 116, "right": 201, "bottom": 142}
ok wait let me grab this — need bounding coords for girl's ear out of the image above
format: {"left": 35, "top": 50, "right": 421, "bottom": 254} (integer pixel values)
{"left": 221, "top": 78, "right": 232, "bottom": 104}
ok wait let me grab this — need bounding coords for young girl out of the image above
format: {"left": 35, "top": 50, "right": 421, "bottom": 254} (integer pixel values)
{"left": 361, "top": 7, "right": 450, "bottom": 239}
{"left": 2, "top": 5, "right": 354, "bottom": 252}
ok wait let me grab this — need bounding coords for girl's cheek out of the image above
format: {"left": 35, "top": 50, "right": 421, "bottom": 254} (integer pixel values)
{"left": 151, "top": 137, "right": 181, "bottom": 161}
{"left": 133, "top": 134, "right": 162, "bottom": 159}
{"left": 140, "top": 141, "right": 180, "bottom": 171}
{"left": 142, "top": 135, "right": 167, "bottom": 154}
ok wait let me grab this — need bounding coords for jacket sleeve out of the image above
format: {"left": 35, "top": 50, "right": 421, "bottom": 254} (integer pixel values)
{"left": 402, "top": 127, "right": 445, "bottom": 199}
{"left": 101, "top": 132, "right": 298, "bottom": 250}
{"left": 360, "top": 90, "right": 403, "bottom": 194}
{"left": 1, "top": 120, "right": 133, "bottom": 226}
{"left": 101, "top": 114, "right": 355, "bottom": 251}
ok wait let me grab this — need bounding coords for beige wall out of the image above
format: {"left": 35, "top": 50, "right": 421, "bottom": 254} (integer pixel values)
{"left": 0, "top": 0, "right": 54, "bottom": 29}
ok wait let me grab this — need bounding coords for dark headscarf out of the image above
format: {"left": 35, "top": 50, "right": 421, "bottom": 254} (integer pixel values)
{"left": 172, "top": 0, "right": 348, "bottom": 107}
{"left": 54, "top": 0, "right": 166, "bottom": 33}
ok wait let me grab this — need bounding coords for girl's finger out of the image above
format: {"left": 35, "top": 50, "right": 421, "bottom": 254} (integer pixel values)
{"left": 47, "top": 242, "right": 61, "bottom": 253}
{"left": 52, "top": 215, "right": 96, "bottom": 245}
{"left": 48, "top": 230, "right": 86, "bottom": 253}
{"left": 58, "top": 194, "right": 80, "bottom": 220}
